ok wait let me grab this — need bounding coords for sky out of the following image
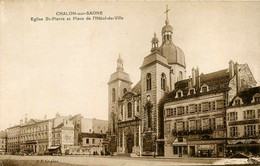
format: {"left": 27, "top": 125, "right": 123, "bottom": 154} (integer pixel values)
{"left": 0, "top": 1, "right": 260, "bottom": 131}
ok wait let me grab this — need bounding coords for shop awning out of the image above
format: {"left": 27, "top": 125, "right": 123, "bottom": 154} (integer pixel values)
{"left": 48, "top": 146, "right": 60, "bottom": 150}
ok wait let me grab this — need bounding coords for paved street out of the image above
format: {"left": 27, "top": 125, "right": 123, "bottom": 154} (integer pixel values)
{"left": 0, "top": 155, "right": 221, "bottom": 166}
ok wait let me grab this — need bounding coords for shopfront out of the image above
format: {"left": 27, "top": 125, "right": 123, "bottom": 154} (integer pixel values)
{"left": 198, "top": 144, "right": 215, "bottom": 157}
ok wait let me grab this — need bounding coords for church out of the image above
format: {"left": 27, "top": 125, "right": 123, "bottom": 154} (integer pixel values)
{"left": 107, "top": 6, "right": 186, "bottom": 156}
{"left": 107, "top": 6, "right": 258, "bottom": 157}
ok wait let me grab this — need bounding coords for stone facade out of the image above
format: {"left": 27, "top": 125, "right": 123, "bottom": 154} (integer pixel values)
{"left": 6, "top": 125, "right": 20, "bottom": 154}
{"left": 107, "top": 7, "right": 186, "bottom": 156}
{"left": 19, "top": 118, "right": 52, "bottom": 155}
{"left": 163, "top": 61, "right": 257, "bottom": 158}
{"left": 0, "top": 131, "right": 7, "bottom": 154}
{"left": 226, "top": 86, "right": 260, "bottom": 156}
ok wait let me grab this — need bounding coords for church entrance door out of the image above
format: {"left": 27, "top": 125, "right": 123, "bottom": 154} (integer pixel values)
{"left": 126, "top": 133, "right": 134, "bottom": 153}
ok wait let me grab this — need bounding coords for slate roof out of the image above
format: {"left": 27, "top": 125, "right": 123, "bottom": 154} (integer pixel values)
{"left": 108, "top": 70, "right": 132, "bottom": 84}
{"left": 231, "top": 86, "right": 260, "bottom": 105}
{"left": 140, "top": 51, "right": 170, "bottom": 69}
{"left": 132, "top": 80, "right": 141, "bottom": 94}
{"left": 164, "top": 68, "right": 230, "bottom": 103}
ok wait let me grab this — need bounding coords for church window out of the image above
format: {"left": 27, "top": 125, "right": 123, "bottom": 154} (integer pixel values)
{"left": 146, "top": 103, "right": 152, "bottom": 129}
{"left": 123, "top": 88, "right": 127, "bottom": 94}
{"left": 179, "top": 71, "right": 183, "bottom": 80}
{"left": 146, "top": 73, "right": 152, "bottom": 91}
{"left": 167, "top": 34, "right": 169, "bottom": 40}
{"left": 127, "top": 102, "right": 132, "bottom": 118}
{"left": 112, "top": 88, "right": 115, "bottom": 102}
{"left": 161, "top": 73, "right": 166, "bottom": 91}
{"left": 137, "top": 100, "right": 140, "bottom": 112}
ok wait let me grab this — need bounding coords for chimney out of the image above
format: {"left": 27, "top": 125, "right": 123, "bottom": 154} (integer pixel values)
{"left": 196, "top": 67, "right": 200, "bottom": 90}
{"left": 229, "top": 60, "right": 235, "bottom": 78}
{"left": 188, "top": 76, "right": 192, "bottom": 88}
{"left": 20, "top": 119, "right": 23, "bottom": 125}
{"left": 44, "top": 115, "right": 47, "bottom": 120}
{"left": 25, "top": 114, "right": 28, "bottom": 124}
{"left": 192, "top": 67, "right": 196, "bottom": 86}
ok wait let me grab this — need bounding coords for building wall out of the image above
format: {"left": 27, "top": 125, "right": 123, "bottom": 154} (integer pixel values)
{"left": 19, "top": 120, "right": 52, "bottom": 154}
{"left": 164, "top": 92, "right": 227, "bottom": 157}
{"left": 81, "top": 118, "right": 93, "bottom": 133}
{"left": 6, "top": 126, "right": 20, "bottom": 154}
{"left": 81, "top": 118, "right": 108, "bottom": 134}
{"left": 227, "top": 104, "right": 260, "bottom": 138}
{"left": 0, "top": 138, "right": 6, "bottom": 153}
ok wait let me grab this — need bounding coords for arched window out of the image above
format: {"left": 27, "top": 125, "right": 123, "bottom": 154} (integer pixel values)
{"left": 123, "top": 88, "right": 127, "bottom": 94}
{"left": 146, "top": 73, "right": 152, "bottom": 91}
{"left": 179, "top": 71, "right": 183, "bottom": 81}
{"left": 112, "top": 88, "right": 115, "bottom": 102}
{"left": 127, "top": 102, "right": 132, "bottom": 118}
{"left": 161, "top": 73, "right": 166, "bottom": 91}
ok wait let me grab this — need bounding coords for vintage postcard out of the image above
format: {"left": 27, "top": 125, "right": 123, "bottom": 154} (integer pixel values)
{"left": 0, "top": 1, "right": 259, "bottom": 165}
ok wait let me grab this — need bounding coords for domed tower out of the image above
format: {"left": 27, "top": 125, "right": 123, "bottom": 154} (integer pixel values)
{"left": 160, "top": 5, "right": 186, "bottom": 87}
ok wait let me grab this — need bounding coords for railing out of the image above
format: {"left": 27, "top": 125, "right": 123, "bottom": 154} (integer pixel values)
{"left": 172, "top": 129, "right": 213, "bottom": 136}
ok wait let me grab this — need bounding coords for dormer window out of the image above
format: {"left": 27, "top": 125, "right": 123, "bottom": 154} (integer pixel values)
{"left": 232, "top": 97, "right": 243, "bottom": 106}
{"left": 201, "top": 84, "right": 209, "bottom": 93}
{"left": 177, "top": 92, "right": 182, "bottom": 98}
{"left": 175, "top": 90, "right": 183, "bottom": 98}
{"left": 188, "top": 88, "right": 195, "bottom": 96}
{"left": 235, "top": 99, "right": 241, "bottom": 106}
{"left": 251, "top": 93, "right": 260, "bottom": 103}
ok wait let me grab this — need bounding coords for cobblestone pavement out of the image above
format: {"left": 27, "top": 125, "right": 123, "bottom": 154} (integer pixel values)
{"left": 0, "top": 155, "right": 221, "bottom": 166}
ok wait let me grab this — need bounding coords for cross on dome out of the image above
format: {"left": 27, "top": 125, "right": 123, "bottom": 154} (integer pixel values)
{"left": 165, "top": 5, "right": 170, "bottom": 25}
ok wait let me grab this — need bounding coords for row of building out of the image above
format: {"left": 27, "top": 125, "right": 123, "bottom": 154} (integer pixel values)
{"left": 107, "top": 6, "right": 260, "bottom": 158}
{"left": 0, "top": 114, "right": 108, "bottom": 155}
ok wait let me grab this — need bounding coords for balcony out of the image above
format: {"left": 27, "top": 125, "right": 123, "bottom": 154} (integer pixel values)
{"left": 172, "top": 129, "right": 213, "bottom": 136}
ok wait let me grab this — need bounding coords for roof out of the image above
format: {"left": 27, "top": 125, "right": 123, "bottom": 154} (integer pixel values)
{"left": 0, "top": 131, "right": 7, "bottom": 138}
{"left": 108, "top": 70, "right": 132, "bottom": 84}
{"left": 132, "top": 80, "right": 141, "bottom": 94}
{"left": 161, "top": 24, "right": 173, "bottom": 35}
{"left": 160, "top": 43, "right": 186, "bottom": 67}
{"left": 164, "top": 69, "right": 230, "bottom": 103}
{"left": 140, "top": 51, "right": 170, "bottom": 69}
{"left": 231, "top": 86, "right": 260, "bottom": 105}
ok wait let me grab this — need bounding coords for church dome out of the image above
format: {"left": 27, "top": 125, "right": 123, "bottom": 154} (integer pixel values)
{"left": 161, "top": 43, "right": 186, "bottom": 67}
{"left": 161, "top": 24, "right": 173, "bottom": 35}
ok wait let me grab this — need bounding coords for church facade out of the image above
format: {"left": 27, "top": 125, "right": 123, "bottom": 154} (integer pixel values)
{"left": 107, "top": 6, "right": 258, "bottom": 157}
{"left": 107, "top": 6, "right": 187, "bottom": 156}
